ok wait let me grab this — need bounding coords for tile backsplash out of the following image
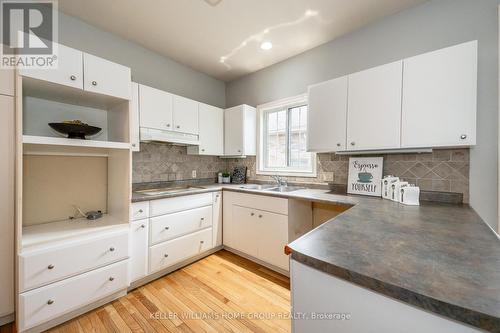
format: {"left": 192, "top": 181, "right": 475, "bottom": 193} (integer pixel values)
{"left": 133, "top": 144, "right": 469, "bottom": 203}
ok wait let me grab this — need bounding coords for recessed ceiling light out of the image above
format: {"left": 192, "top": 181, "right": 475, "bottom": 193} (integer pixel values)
{"left": 260, "top": 41, "right": 273, "bottom": 50}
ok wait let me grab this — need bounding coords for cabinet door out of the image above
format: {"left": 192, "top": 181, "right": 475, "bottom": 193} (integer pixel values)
{"left": 307, "top": 76, "right": 348, "bottom": 152}
{"left": 129, "top": 219, "right": 148, "bottom": 282}
{"left": 83, "top": 53, "right": 131, "bottom": 100}
{"left": 402, "top": 41, "right": 477, "bottom": 147}
{"left": 139, "top": 84, "right": 173, "bottom": 131}
{"left": 230, "top": 205, "right": 259, "bottom": 258}
{"left": 198, "top": 104, "right": 223, "bottom": 155}
{"left": 224, "top": 107, "right": 244, "bottom": 155}
{"left": 0, "top": 68, "right": 14, "bottom": 96}
{"left": 130, "top": 82, "right": 140, "bottom": 151}
{"left": 173, "top": 95, "right": 199, "bottom": 134}
{"left": 347, "top": 61, "right": 403, "bottom": 150}
{"left": 212, "top": 192, "right": 222, "bottom": 247}
{"left": 258, "top": 211, "right": 289, "bottom": 271}
{"left": 0, "top": 95, "right": 14, "bottom": 317}
{"left": 20, "top": 43, "right": 83, "bottom": 90}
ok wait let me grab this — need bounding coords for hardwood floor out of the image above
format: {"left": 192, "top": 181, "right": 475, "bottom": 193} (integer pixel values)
{"left": 30, "top": 250, "right": 290, "bottom": 333}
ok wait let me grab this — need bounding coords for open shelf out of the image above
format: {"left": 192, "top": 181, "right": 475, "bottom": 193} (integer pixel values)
{"left": 22, "top": 215, "right": 129, "bottom": 252}
{"left": 23, "top": 135, "right": 131, "bottom": 150}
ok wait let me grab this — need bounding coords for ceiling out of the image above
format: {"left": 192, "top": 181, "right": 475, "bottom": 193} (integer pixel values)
{"left": 59, "top": 0, "right": 427, "bottom": 82}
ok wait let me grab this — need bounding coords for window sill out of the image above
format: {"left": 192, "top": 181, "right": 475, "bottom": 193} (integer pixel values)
{"left": 256, "top": 169, "right": 317, "bottom": 178}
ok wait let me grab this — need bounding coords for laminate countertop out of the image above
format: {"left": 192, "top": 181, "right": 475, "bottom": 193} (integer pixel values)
{"left": 132, "top": 183, "right": 500, "bottom": 332}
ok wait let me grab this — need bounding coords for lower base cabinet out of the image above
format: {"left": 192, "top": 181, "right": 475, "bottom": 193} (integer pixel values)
{"left": 129, "top": 219, "right": 149, "bottom": 282}
{"left": 19, "top": 260, "right": 128, "bottom": 331}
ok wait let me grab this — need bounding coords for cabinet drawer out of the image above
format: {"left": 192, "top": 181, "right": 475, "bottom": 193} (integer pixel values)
{"left": 20, "top": 230, "right": 128, "bottom": 292}
{"left": 150, "top": 205, "right": 212, "bottom": 245}
{"left": 19, "top": 260, "right": 128, "bottom": 331}
{"left": 149, "top": 228, "right": 212, "bottom": 273}
{"left": 150, "top": 193, "right": 212, "bottom": 217}
{"left": 131, "top": 201, "right": 150, "bottom": 220}
{"left": 230, "top": 192, "right": 288, "bottom": 215}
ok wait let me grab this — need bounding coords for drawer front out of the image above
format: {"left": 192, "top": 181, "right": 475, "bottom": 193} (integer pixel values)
{"left": 150, "top": 205, "right": 212, "bottom": 245}
{"left": 131, "top": 201, "right": 150, "bottom": 220}
{"left": 150, "top": 193, "right": 212, "bottom": 217}
{"left": 20, "top": 231, "right": 129, "bottom": 292}
{"left": 149, "top": 228, "right": 213, "bottom": 273}
{"left": 231, "top": 192, "right": 288, "bottom": 215}
{"left": 19, "top": 260, "right": 128, "bottom": 331}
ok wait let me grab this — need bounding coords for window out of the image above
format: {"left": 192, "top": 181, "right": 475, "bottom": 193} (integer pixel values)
{"left": 257, "top": 95, "right": 316, "bottom": 177}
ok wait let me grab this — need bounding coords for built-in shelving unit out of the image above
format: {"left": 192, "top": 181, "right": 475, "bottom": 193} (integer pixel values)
{"left": 23, "top": 135, "right": 131, "bottom": 150}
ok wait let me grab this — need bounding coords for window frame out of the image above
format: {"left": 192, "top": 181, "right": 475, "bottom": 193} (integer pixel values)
{"left": 256, "top": 94, "right": 317, "bottom": 178}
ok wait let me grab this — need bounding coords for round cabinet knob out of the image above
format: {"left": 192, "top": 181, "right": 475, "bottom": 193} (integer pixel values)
{"left": 47, "top": 264, "right": 55, "bottom": 270}
{"left": 460, "top": 134, "right": 467, "bottom": 140}
{"left": 350, "top": 142, "right": 355, "bottom": 146}
{"left": 216, "top": 194, "right": 220, "bottom": 198}
{"left": 258, "top": 214, "right": 263, "bottom": 218}
{"left": 47, "top": 299, "right": 54, "bottom": 305}
{"left": 165, "top": 226, "right": 170, "bottom": 230}
{"left": 109, "top": 247, "right": 115, "bottom": 252}
{"left": 201, "top": 149, "right": 205, "bottom": 152}
{"left": 132, "top": 143, "right": 136, "bottom": 147}
{"left": 140, "top": 224, "right": 145, "bottom": 228}
{"left": 200, "top": 217, "right": 205, "bottom": 221}
{"left": 200, "top": 240, "right": 204, "bottom": 244}
{"left": 70, "top": 75, "right": 76, "bottom": 81}
{"left": 138, "top": 209, "right": 143, "bottom": 213}
{"left": 337, "top": 143, "right": 341, "bottom": 147}
{"left": 250, "top": 212, "right": 255, "bottom": 216}
{"left": 166, "top": 123, "right": 171, "bottom": 127}
{"left": 164, "top": 254, "right": 169, "bottom": 258}
{"left": 91, "top": 81, "right": 97, "bottom": 86}
{"left": 176, "top": 125, "right": 180, "bottom": 129}
{"left": 237, "top": 149, "right": 241, "bottom": 153}
{"left": 109, "top": 277, "right": 115, "bottom": 281}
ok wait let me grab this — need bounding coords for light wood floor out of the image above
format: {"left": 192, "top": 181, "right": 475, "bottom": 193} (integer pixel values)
{"left": 3, "top": 250, "right": 291, "bottom": 333}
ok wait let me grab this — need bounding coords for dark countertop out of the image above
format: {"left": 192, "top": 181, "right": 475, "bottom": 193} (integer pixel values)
{"left": 132, "top": 183, "right": 500, "bottom": 331}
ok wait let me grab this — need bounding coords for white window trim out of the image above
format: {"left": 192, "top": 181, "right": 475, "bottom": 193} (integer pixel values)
{"left": 256, "top": 94, "right": 317, "bottom": 178}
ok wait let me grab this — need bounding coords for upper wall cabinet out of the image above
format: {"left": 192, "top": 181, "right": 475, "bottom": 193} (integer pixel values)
{"left": 224, "top": 105, "right": 256, "bottom": 156}
{"left": 83, "top": 53, "right": 131, "bottom": 100}
{"left": 187, "top": 103, "right": 224, "bottom": 156}
{"left": 347, "top": 61, "right": 403, "bottom": 151}
{"left": 139, "top": 84, "right": 173, "bottom": 131}
{"left": 401, "top": 41, "right": 477, "bottom": 148}
{"left": 19, "top": 43, "right": 131, "bottom": 100}
{"left": 172, "top": 95, "right": 199, "bottom": 135}
{"left": 130, "top": 82, "right": 140, "bottom": 152}
{"left": 307, "top": 76, "right": 348, "bottom": 152}
{"left": 20, "top": 43, "right": 84, "bottom": 90}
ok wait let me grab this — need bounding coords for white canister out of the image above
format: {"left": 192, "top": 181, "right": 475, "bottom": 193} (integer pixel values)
{"left": 391, "top": 181, "right": 408, "bottom": 202}
{"left": 382, "top": 176, "right": 399, "bottom": 200}
{"left": 401, "top": 186, "right": 420, "bottom": 205}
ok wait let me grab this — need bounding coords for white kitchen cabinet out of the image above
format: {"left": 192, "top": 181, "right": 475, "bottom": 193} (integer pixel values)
{"left": 307, "top": 76, "right": 348, "bottom": 152}
{"left": 187, "top": 103, "right": 224, "bottom": 155}
{"left": 139, "top": 84, "right": 173, "bottom": 131}
{"left": 130, "top": 82, "right": 140, "bottom": 151}
{"left": 0, "top": 95, "right": 14, "bottom": 320}
{"left": 402, "top": 41, "right": 477, "bottom": 148}
{"left": 129, "top": 220, "right": 148, "bottom": 283}
{"left": 231, "top": 206, "right": 260, "bottom": 258}
{"left": 212, "top": 192, "right": 222, "bottom": 247}
{"left": 20, "top": 43, "right": 84, "bottom": 90}
{"left": 83, "top": 53, "right": 131, "bottom": 100}
{"left": 172, "top": 95, "right": 199, "bottom": 135}
{"left": 224, "top": 105, "right": 256, "bottom": 156}
{"left": 258, "top": 211, "right": 289, "bottom": 270}
{"left": 0, "top": 68, "right": 15, "bottom": 96}
{"left": 347, "top": 61, "right": 403, "bottom": 151}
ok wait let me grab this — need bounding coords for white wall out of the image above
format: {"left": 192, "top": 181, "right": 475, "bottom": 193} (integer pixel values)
{"left": 226, "top": 0, "right": 500, "bottom": 231}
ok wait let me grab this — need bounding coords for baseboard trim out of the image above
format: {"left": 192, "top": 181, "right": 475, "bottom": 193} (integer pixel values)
{"left": 223, "top": 246, "right": 290, "bottom": 277}
{"left": 0, "top": 313, "right": 14, "bottom": 326}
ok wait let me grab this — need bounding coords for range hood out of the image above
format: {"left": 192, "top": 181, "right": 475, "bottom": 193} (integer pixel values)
{"left": 140, "top": 127, "right": 200, "bottom": 146}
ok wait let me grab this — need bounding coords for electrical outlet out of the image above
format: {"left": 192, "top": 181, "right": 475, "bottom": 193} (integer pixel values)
{"left": 192, "top": 170, "right": 197, "bottom": 178}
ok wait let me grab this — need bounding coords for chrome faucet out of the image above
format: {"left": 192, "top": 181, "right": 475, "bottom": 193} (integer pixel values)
{"left": 271, "top": 175, "right": 287, "bottom": 187}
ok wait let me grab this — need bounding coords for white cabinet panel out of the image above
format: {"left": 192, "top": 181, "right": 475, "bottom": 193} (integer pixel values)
{"left": 131, "top": 201, "right": 149, "bottom": 221}
{"left": 224, "top": 105, "right": 256, "bottom": 156}
{"left": 0, "top": 95, "right": 14, "bottom": 318}
{"left": 172, "top": 95, "right": 199, "bottom": 135}
{"left": 230, "top": 205, "right": 259, "bottom": 258}
{"left": 83, "top": 53, "right": 131, "bottom": 100}
{"left": 149, "top": 193, "right": 212, "bottom": 217}
{"left": 307, "top": 76, "right": 348, "bottom": 152}
{"left": 347, "top": 61, "right": 403, "bottom": 150}
{"left": 150, "top": 205, "right": 212, "bottom": 245}
{"left": 402, "top": 41, "right": 477, "bottom": 148}
{"left": 20, "top": 43, "right": 83, "bottom": 90}
{"left": 130, "top": 82, "right": 140, "bottom": 151}
{"left": 149, "top": 228, "right": 213, "bottom": 273}
{"left": 258, "top": 211, "right": 289, "bottom": 270}
{"left": 139, "top": 84, "right": 173, "bottom": 131}
{"left": 212, "top": 192, "right": 223, "bottom": 247}
{"left": 129, "top": 220, "right": 148, "bottom": 282}
{"left": 189, "top": 103, "right": 223, "bottom": 155}
{"left": 19, "top": 260, "right": 128, "bottom": 331}
{"left": 0, "top": 68, "right": 15, "bottom": 96}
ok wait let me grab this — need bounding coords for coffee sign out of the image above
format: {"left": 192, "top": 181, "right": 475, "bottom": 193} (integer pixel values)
{"left": 347, "top": 157, "right": 383, "bottom": 197}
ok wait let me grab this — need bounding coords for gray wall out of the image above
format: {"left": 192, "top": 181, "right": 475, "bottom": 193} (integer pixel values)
{"left": 57, "top": 12, "right": 226, "bottom": 108}
{"left": 226, "top": 0, "right": 499, "bottom": 231}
